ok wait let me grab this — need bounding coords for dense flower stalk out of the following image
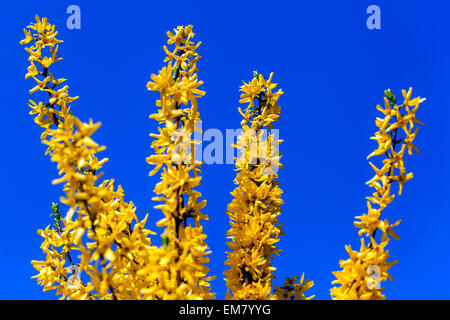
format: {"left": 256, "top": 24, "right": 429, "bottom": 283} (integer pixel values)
{"left": 22, "top": 15, "right": 164, "bottom": 300}
{"left": 330, "top": 88, "right": 425, "bottom": 300}
{"left": 224, "top": 71, "right": 313, "bottom": 300}
{"left": 146, "top": 25, "right": 215, "bottom": 299}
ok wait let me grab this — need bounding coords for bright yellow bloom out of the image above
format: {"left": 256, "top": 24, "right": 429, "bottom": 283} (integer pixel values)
{"left": 330, "top": 88, "right": 425, "bottom": 300}
{"left": 224, "top": 71, "right": 313, "bottom": 300}
{"left": 22, "top": 15, "right": 165, "bottom": 300}
{"left": 146, "top": 25, "right": 215, "bottom": 300}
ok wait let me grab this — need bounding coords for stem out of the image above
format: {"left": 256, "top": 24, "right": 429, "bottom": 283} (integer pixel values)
{"left": 369, "top": 111, "right": 400, "bottom": 247}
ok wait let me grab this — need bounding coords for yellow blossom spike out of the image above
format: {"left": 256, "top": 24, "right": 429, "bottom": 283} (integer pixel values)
{"left": 331, "top": 88, "right": 425, "bottom": 300}
{"left": 146, "top": 25, "right": 215, "bottom": 300}
{"left": 224, "top": 72, "right": 312, "bottom": 300}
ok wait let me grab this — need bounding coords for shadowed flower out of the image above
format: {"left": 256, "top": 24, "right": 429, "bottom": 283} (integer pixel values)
{"left": 331, "top": 88, "right": 425, "bottom": 300}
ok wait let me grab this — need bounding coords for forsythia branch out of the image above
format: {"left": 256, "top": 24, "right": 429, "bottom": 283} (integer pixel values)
{"left": 22, "top": 15, "right": 168, "bottom": 300}
{"left": 330, "top": 88, "right": 425, "bottom": 300}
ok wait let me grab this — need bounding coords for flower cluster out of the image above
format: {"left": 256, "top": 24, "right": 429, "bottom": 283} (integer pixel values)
{"left": 146, "top": 25, "right": 215, "bottom": 299}
{"left": 330, "top": 88, "right": 425, "bottom": 300}
{"left": 224, "top": 72, "right": 313, "bottom": 300}
{"left": 22, "top": 15, "right": 166, "bottom": 300}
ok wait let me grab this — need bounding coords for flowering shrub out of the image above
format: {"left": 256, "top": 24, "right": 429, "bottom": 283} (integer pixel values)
{"left": 223, "top": 71, "right": 313, "bottom": 300}
{"left": 145, "top": 25, "right": 215, "bottom": 299}
{"left": 21, "top": 15, "right": 423, "bottom": 300}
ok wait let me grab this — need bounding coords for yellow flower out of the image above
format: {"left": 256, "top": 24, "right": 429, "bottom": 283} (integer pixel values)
{"left": 147, "top": 63, "right": 175, "bottom": 93}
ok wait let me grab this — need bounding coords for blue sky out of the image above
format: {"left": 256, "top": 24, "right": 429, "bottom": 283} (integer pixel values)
{"left": 2, "top": 0, "right": 450, "bottom": 299}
